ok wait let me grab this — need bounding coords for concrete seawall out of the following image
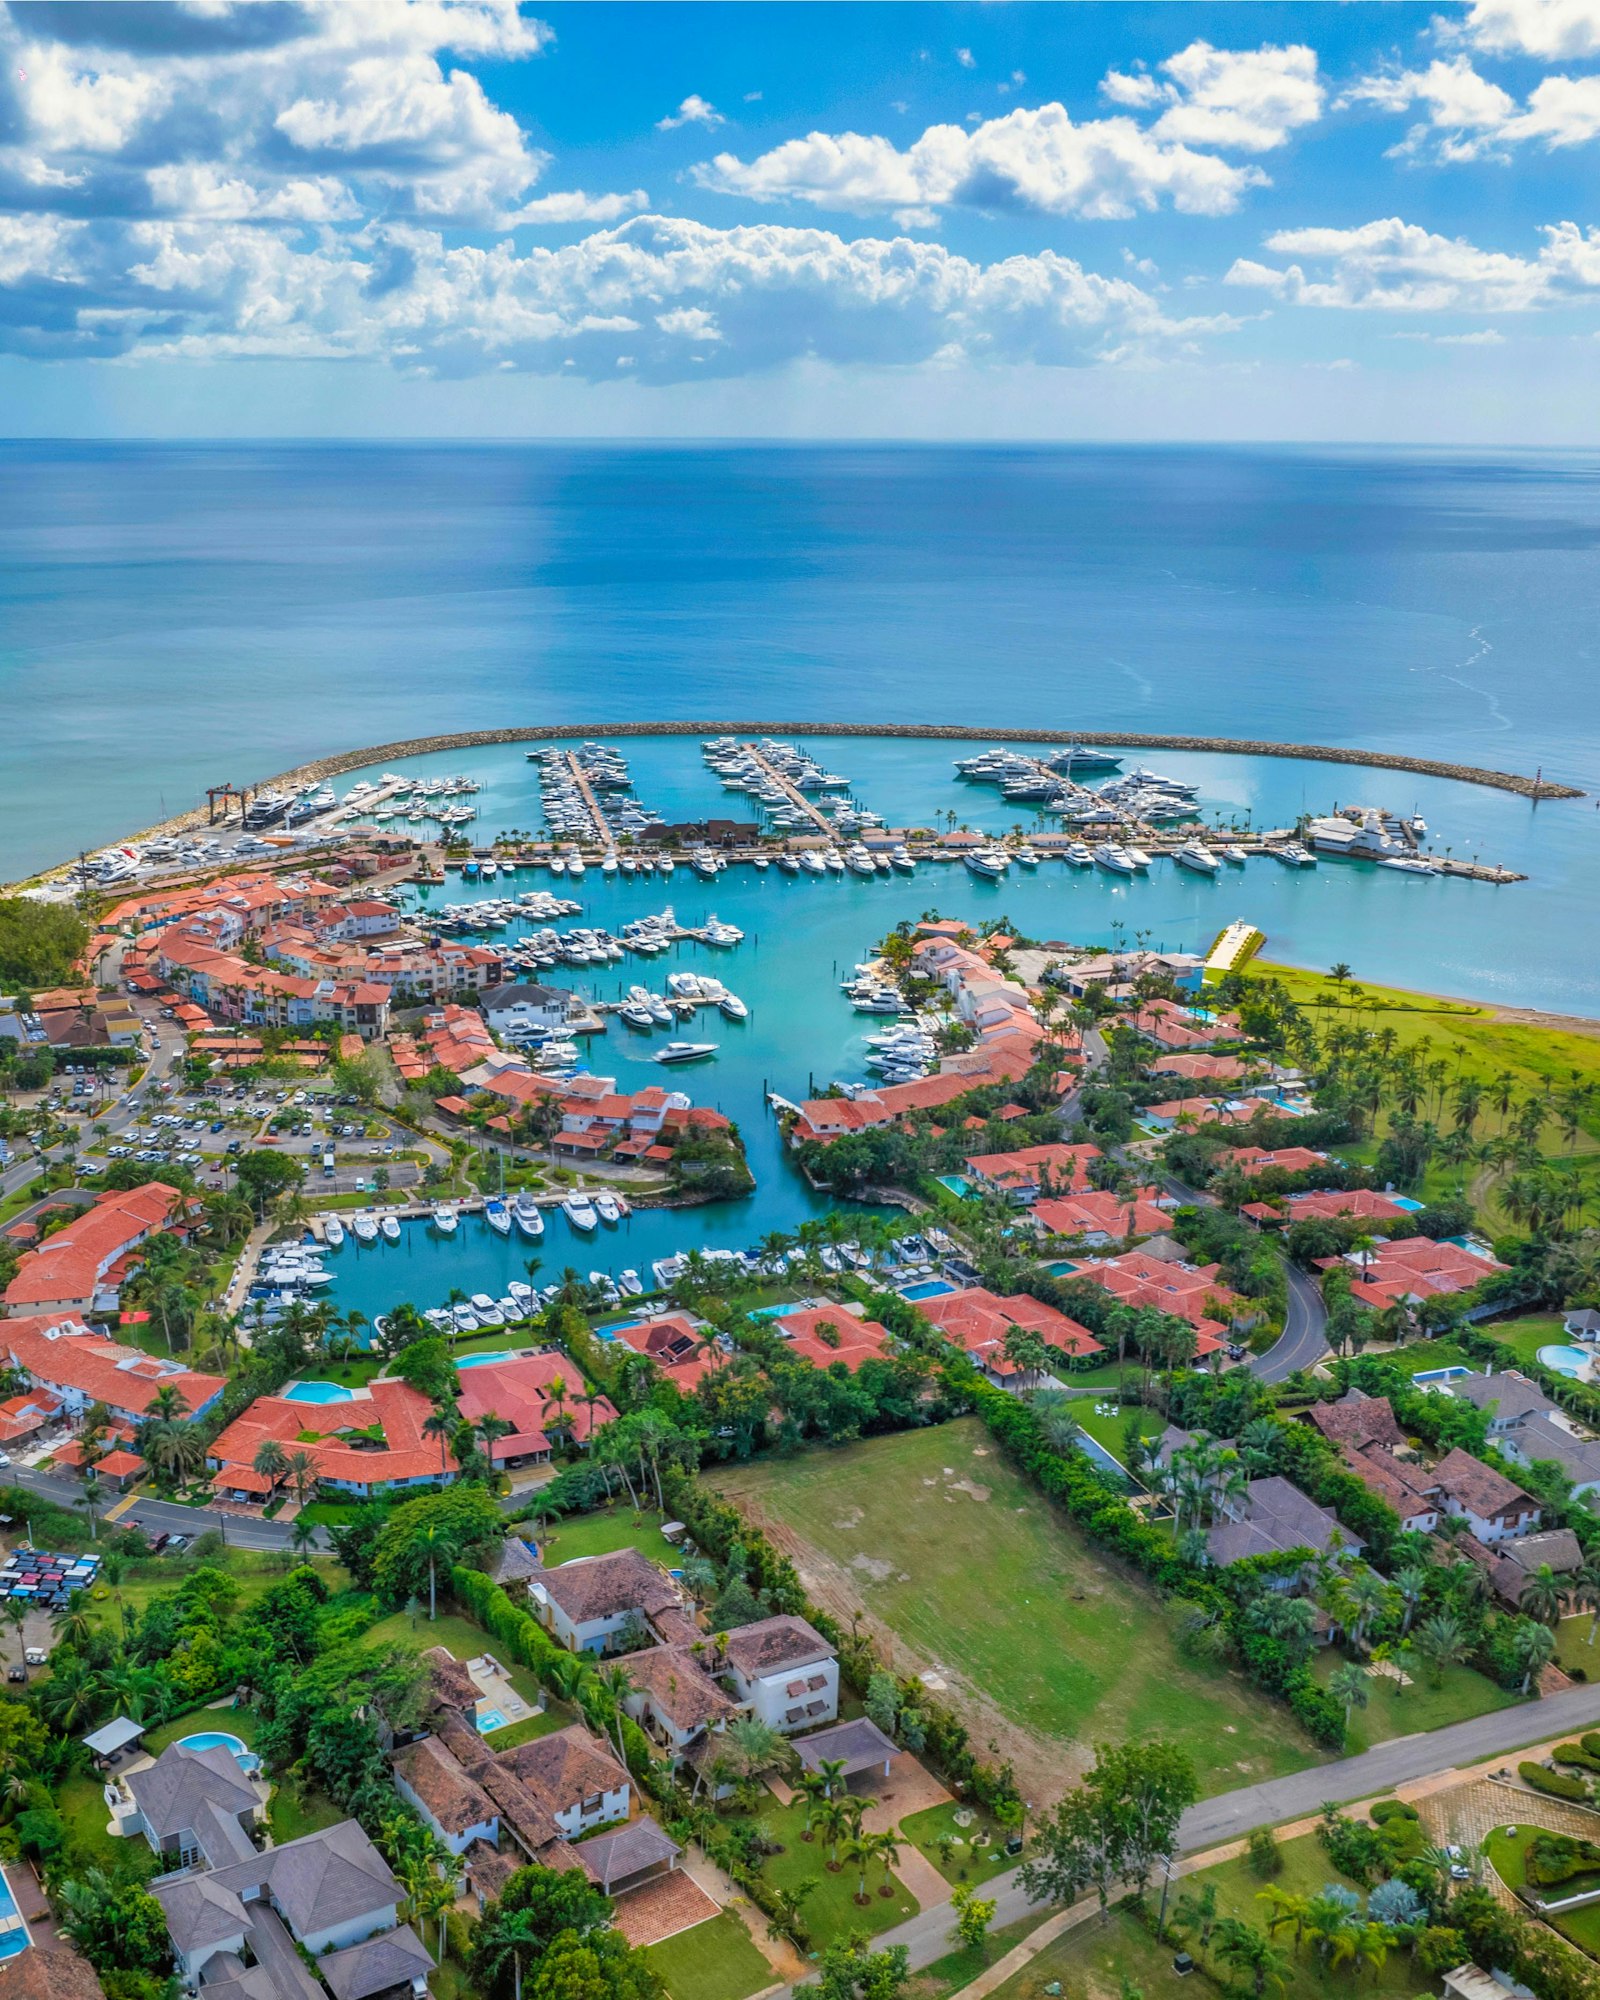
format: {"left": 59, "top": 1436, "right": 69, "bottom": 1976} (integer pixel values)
{"left": 235, "top": 721, "right": 1585, "bottom": 803}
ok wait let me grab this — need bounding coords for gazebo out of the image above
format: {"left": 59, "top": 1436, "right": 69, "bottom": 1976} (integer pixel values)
{"left": 792, "top": 1716, "right": 898, "bottom": 1790}
{"left": 81, "top": 1715, "right": 146, "bottom": 1769}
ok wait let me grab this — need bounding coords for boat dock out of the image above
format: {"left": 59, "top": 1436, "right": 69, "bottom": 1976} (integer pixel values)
{"left": 562, "top": 753, "right": 614, "bottom": 844}
{"left": 737, "top": 741, "right": 838, "bottom": 836}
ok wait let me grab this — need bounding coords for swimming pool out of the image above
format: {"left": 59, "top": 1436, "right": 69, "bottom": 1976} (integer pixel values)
{"left": 748, "top": 1303, "right": 800, "bottom": 1320}
{"left": 936, "top": 1175, "right": 974, "bottom": 1197}
{"left": 1540, "top": 1345, "right": 1595, "bottom": 1379}
{"left": 1412, "top": 1364, "right": 1473, "bottom": 1383}
{"left": 476, "top": 1708, "right": 508, "bottom": 1734}
{"left": 1075, "top": 1435, "right": 1132, "bottom": 1487}
{"left": 178, "top": 1730, "right": 261, "bottom": 1773}
{"left": 282, "top": 1381, "right": 355, "bottom": 1405}
{"left": 1046, "top": 1260, "right": 1079, "bottom": 1278}
{"left": 457, "top": 1352, "right": 514, "bottom": 1369}
{"left": 1391, "top": 1196, "right": 1425, "bottom": 1211}
{"left": 0, "top": 1863, "right": 28, "bottom": 1960}
{"left": 900, "top": 1279, "right": 956, "bottom": 1301}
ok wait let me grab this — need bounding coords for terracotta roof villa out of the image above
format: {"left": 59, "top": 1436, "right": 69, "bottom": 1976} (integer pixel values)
{"left": 1, "top": 1314, "right": 224, "bottom": 1428}
{"left": 911, "top": 1286, "right": 1101, "bottom": 1383}
{"left": 528, "top": 1547, "right": 684, "bottom": 1654}
{"left": 209, "top": 1379, "right": 456, "bottom": 1500}
{"left": 2, "top": 1182, "right": 192, "bottom": 1316}
{"left": 1303, "top": 1389, "right": 1407, "bottom": 1452}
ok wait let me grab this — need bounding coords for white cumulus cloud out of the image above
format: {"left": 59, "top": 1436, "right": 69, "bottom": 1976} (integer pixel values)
{"left": 1450, "top": 0, "right": 1600, "bottom": 59}
{"left": 657, "top": 94, "right": 723, "bottom": 131}
{"left": 512, "top": 188, "right": 650, "bottom": 224}
{"left": 1104, "top": 40, "right": 1324, "bottom": 153}
{"left": 1349, "top": 54, "right": 1600, "bottom": 158}
{"left": 1225, "top": 216, "right": 1600, "bottom": 313}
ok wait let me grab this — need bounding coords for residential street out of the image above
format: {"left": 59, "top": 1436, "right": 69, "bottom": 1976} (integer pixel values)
{"left": 767, "top": 1685, "right": 1600, "bottom": 1994}
{"left": 1250, "top": 1257, "right": 1330, "bottom": 1382}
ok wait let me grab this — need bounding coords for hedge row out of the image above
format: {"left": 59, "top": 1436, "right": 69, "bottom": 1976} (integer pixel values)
{"left": 1522, "top": 1762, "right": 1591, "bottom": 1802}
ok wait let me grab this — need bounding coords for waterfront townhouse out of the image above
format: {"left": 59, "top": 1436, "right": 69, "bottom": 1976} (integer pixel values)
{"left": 1127, "top": 998, "right": 1243, "bottom": 1050}
{"left": 768, "top": 1304, "right": 895, "bottom": 1372}
{"left": 453, "top": 1352, "right": 616, "bottom": 1470}
{"left": 3, "top": 1181, "right": 194, "bottom": 1317}
{"left": 1, "top": 1320, "right": 225, "bottom": 1432}
{"left": 606, "top": 1312, "right": 719, "bottom": 1389}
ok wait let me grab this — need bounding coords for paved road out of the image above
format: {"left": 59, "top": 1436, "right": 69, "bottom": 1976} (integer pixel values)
{"left": 3, "top": 1463, "right": 309, "bottom": 1553}
{"left": 1251, "top": 1257, "right": 1331, "bottom": 1383}
{"left": 774, "top": 1686, "right": 1600, "bottom": 1992}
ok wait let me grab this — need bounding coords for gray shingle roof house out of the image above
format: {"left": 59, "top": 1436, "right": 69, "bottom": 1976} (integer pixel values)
{"left": 138, "top": 1744, "right": 405, "bottom": 1995}
{"left": 1204, "top": 1476, "right": 1361, "bottom": 1567}
{"left": 1445, "top": 1371, "right": 1554, "bottom": 1430}
{"left": 126, "top": 1743, "right": 261, "bottom": 1865}
{"left": 317, "top": 1925, "right": 433, "bottom": 2000}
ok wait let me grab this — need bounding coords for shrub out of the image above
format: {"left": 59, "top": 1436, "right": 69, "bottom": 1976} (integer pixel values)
{"left": 1247, "top": 1826, "right": 1282, "bottom": 1878}
{"left": 1370, "top": 1798, "right": 1420, "bottom": 1825}
{"left": 1521, "top": 1762, "right": 1590, "bottom": 1802}
{"left": 1551, "top": 1743, "right": 1600, "bottom": 1774}
{"left": 1526, "top": 1832, "right": 1600, "bottom": 1889}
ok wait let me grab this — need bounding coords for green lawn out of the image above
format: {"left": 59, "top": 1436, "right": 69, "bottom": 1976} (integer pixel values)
{"left": 269, "top": 1778, "right": 346, "bottom": 1845}
{"left": 904, "top": 1914, "right": 1045, "bottom": 2000}
{"left": 749, "top": 1796, "right": 918, "bottom": 1945}
{"left": 644, "top": 1909, "right": 771, "bottom": 2000}
{"left": 59, "top": 1772, "right": 137, "bottom": 1875}
{"left": 712, "top": 1420, "right": 1318, "bottom": 1798}
{"left": 533, "top": 1507, "right": 684, "bottom": 1567}
{"left": 1381, "top": 1337, "right": 1475, "bottom": 1378}
{"left": 900, "top": 1800, "right": 1015, "bottom": 1887}
{"left": 1309, "top": 1650, "right": 1519, "bottom": 1754}
{"left": 1069, "top": 1400, "right": 1165, "bottom": 1471}
{"left": 144, "top": 1703, "right": 260, "bottom": 1756}
{"left": 1480, "top": 1314, "right": 1566, "bottom": 1367}
{"left": 1554, "top": 1613, "right": 1600, "bottom": 1678}
{"left": 84, "top": 1549, "right": 347, "bottom": 1638}
{"left": 482, "top": 1708, "right": 569, "bottom": 1751}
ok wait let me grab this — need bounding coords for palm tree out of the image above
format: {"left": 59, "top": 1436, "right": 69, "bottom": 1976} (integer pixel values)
{"left": 1518, "top": 1565, "right": 1566, "bottom": 1629}
{"left": 1328, "top": 1661, "right": 1369, "bottom": 1732}
{"left": 1511, "top": 1619, "right": 1557, "bottom": 1694}
{"left": 1256, "top": 1887, "right": 1309, "bottom": 1952}
{"left": 869, "top": 1828, "right": 901, "bottom": 1897}
{"left": 252, "top": 1437, "right": 290, "bottom": 1495}
{"left": 726, "top": 1715, "right": 786, "bottom": 1788}
{"left": 285, "top": 1449, "right": 318, "bottom": 1510}
{"left": 1413, "top": 1611, "right": 1468, "bottom": 1686}
{"left": 1173, "top": 1882, "right": 1220, "bottom": 1957}
{"left": 4, "top": 1602, "right": 27, "bottom": 1682}
{"left": 147, "top": 1383, "right": 190, "bottom": 1424}
{"left": 595, "top": 1663, "right": 636, "bottom": 1770}
{"left": 422, "top": 1409, "right": 453, "bottom": 1481}
{"left": 290, "top": 1519, "right": 317, "bottom": 1564}
{"left": 816, "top": 1755, "right": 849, "bottom": 1799}
{"left": 1394, "top": 1564, "right": 1428, "bottom": 1635}
{"left": 814, "top": 1797, "right": 854, "bottom": 1870}
{"left": 1213, "top": 1918, "right": 1288, "bottom": 1999}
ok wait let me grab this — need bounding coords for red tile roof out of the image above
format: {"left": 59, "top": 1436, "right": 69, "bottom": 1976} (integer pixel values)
{"left": 2, "top": 1315, "right": 223, "bottom": 1418}
{"left": 770, "top": 1306, "right": 893, "bottom": 1372}
{"left": 3, "top": 1182, "right": 189, "bottom": 1310}
{"left": 913, "top": 1287, "right": 1102, "bottom": 1372}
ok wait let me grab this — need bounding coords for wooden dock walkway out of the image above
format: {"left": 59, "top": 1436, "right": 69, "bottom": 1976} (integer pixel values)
{"left": 737, "top": 741, "right": 836, "bottom": 836}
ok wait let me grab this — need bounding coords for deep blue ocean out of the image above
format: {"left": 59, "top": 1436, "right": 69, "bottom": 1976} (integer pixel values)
{"left": 6, "top": 441, "right": 1600, "bottom": 1300}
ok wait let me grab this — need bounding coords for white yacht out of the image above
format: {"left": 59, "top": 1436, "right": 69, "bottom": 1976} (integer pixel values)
{"left": 513, "top": 1193, "right": 545, "bottom": 1239}
{"left": 1065, "top": 840, "right": 1094, "bottom": 866}
{"left": 1012, "top": 846, "right": 1040, "bottom": 868}
{"left": 1094, "top": 843, "right": 1137, "bottom": 875}
{"left": 484, "top": 1198, "right": 512, "bottom": 1236}
{"left": 798, "top": 851, "right": 827, "bottom": 875}
{"left": 452, "top": 1304, "right": 480, "bottom": 1333}
{"left": 891, "top": 845, "right": 916, "bottom": 872}
{"left": 563, "top": 1194, "right": 598, "bottom": 1232}
{"left": 1220, "top": 845, "right": 1249, "bottom": 865}
{"left": 618, "top": 1269, "right": 644, "bottom": 1297}
{"left": 352, "top": 1213, "right": 379, "bottom": 1245}
{"left": 1123, "top": 846, "right": 1153, "bottom": 870}
{"left": 1272, "top": 842, "right": 1317, "bottom": 866}
{"left": 380, "top": 1214, "right": 401, "bottom": 1243}
{"left": 620, "top": 1002, "right": 654, "bottom": 1030}
{"left": 778, "top": 853, "right": 801, "bottom": 873}
{"left": 432, "top": 1204, "right": 459, "bottom": 1235}
{"left": 656, "top": 1040, "right": 718, "bottom": 1063}
{"left": 323, "top": 1217, "right": 346, "bottom": 1250}
{"left": 594, "top": 1193, "right": 623, "bottom": 1224}
{"left": 823, "top": 849, "right": 846, "bottom": 873}
{"left": 719, "top": 992, "right": 749, "bottom": 1021}
{"left": 1376, "top": 855, "right": 1439, "bottom": 875}
{"left": 964, "top": 849, "right": 1008, "bottom": 879}
{"left": 1174, "top": 841, "right": 1221, "bottom": 874}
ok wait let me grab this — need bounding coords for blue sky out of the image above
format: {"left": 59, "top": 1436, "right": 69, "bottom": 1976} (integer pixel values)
{"left": 2, "top": 0, "right": 1599, "bottom": 440}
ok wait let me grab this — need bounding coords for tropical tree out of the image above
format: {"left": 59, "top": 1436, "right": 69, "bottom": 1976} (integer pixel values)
{"left": 1328, "top": 1661, "right": 1370, "bottom": 1732}
{"left": 1212, "top": 1917, "right": 1289, "bottom": 1998}
{"left": 1518, "top": 1565, "right": 1567, "bottom": 1629}
{"left": 1510, "top": 1619, "right": 1557, "bottom": 1694}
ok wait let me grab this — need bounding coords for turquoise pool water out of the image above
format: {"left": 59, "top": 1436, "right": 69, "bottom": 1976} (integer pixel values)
{"left": 457, "top": 1352, "right": 515, "bottom": 1369}
{"left": 748, "top": 1303, "right": 800, "bottom": 1320}
{"left": 936, "top": 1175, "right": 974, "bottom": 1197}
{"left": 1075, "top": 1435, "right": 1132, "bottom": 1487}
{"left": 283, "top": 1381, "right": 356, "bottom": 1405}
{"left": 1047, "top": 1260, "right": 1080, "bottom": 1277}
{"left": 178, "top": 1730, "right": 261, "bottom": 1773}
{"left": 0, "top": 1861, "right": 28, "bottom": 1960}
{"left": 477, "top": 1709, "right": 508, "bottom": 1734}
{"left": 1392, "top": 1196, "right": 1425, "bottom": 1211}
{"left": 901, "top": 1279, "right": 956, "bottom": 1300}
{"left": 1539, "top": 1345, "right": 1593, "bottom": 1377}
{"left": 1412, "top": 1364, "right": 1472, "bottom": 1382}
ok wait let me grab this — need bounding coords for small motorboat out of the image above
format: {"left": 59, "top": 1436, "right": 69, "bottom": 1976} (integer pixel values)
{"left": 484, "top": 1198, "right": 512, "bottom": 1236}
{"left": 594, "top": 1193, "right": 623, "bottom": 1225}
{"left": 323, "top": 1217, "right": 346, "bottom": 1250}
{"left": 380, "top": 1214, "right": 401, "bottom": 1243}
{"left": 352, "top": 1213, "right": 379, "bottom": 1245}
{"left": 513, "top": 1194, "right": 545, "bottom": 1239}
{"left": 619, "top": 1269, "right": 643, "bottom": 1296}
{"left": 432, "top": 1204, "right": 458, "bottom": 1235}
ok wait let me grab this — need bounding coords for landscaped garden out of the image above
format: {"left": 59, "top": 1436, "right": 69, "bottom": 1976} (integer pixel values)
{"left": 899, "top": 1799, "right": 1015, "bottom": 1887}
{"left": 1486, "top": 1823, "right": 1600, "bottom": 1959}
{"left": 527, "top": 1504, "right": 684, "bottom": 1567}
{"left": 1308, "top": 1650, "right": 1519, "bottom": 1754}
{"left": 711, "top": 1418, "right": 1319, "bottom": 1799}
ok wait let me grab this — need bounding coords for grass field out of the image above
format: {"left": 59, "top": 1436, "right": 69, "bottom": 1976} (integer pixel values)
{"left": 644, "top": 1910, "right": 771, "bottom": 2000}
{"left": 1309, "top": 1650, "right": 1518, "bottom": 1753}
{"left": 711, "top": 1419, "right": 1317, "bottom": 1800}
{"left": 1488, "top": 1825, "right": 1600, "bottom": 1959}
{"left": 904, "top": 1915, "right": 1043, "bottom": 2000}
{"left": 744, "top": 1797, "right": 918, "bottom": 1945}
{"left": 269, "top": 1777, "right": 346, "bottom": 1845}
{"left": 900, "top": 1800, "right": 1014, "bottom": 1886}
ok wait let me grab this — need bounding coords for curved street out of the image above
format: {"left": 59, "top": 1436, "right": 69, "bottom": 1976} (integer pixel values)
{"left": 1250, "top": 1256, "right": 1330, "bottom": 1383}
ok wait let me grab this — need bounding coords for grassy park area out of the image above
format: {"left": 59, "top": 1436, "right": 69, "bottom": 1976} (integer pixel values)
{"left": 1309, "top": 1651, "right": 1519, "bottom": 1753}
{"left": 712, "top": 1418, "right": 1317, "bottom": 1799}
{"left": 644, "top": 1911, "right": 771, "bottom": 2000}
